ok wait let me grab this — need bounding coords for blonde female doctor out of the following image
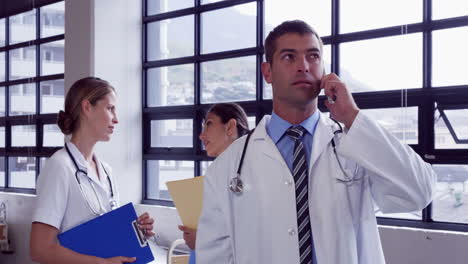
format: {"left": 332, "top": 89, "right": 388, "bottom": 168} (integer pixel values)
{"left": 30, "top": 77, "right": 154, "bottom": 264}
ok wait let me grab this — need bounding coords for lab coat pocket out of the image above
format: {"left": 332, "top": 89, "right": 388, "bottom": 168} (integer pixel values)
{"left": 335, "top": 158, "right": 363, "bottom": 183}
{"left": 336, "top": 161, "right": 370, "bottom": 222}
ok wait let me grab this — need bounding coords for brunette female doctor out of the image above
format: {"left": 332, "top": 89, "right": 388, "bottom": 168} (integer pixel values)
{"left": 30, "top": 77, "right": 154, "bottom": 264}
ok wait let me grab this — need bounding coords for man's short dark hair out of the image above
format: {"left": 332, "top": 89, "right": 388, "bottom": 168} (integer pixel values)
{"left": 264, "top": 20, "right": 323, "bottom": 64}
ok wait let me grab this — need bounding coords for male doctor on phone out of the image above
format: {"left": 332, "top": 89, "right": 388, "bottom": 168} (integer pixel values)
{"left": 196, "top": 20, "right": 436, "bottom": 264}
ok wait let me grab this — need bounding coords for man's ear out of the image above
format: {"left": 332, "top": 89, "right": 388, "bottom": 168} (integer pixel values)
{"left": 261, "top": 62, "right": 273, "bottom": 84}
{"left": 226, "top": 118, "right": 238, "bottom": 137}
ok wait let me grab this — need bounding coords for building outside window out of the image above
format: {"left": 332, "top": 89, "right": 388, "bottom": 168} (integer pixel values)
{"left": 0, "top": 1, "right": 65, "bottom": 193}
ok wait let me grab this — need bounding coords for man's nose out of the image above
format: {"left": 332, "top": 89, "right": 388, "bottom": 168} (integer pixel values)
{"left": 296, "top": 57, "right": 310, "bottom": 73}
{"left": 199, "top": 130, "right": 206, "bottom": 140}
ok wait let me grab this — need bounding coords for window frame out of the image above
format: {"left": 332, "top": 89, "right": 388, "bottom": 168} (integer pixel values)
{"left": 0, "top": 3, "right": 64, "bottom": 194}
{"left": 142, "top": 0, "right": 468, "bottom": 232}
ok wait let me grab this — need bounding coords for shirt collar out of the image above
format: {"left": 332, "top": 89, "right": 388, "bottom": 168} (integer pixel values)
{"left": 65, "top": 141, "right": 101, "bottom": 174}
{"left": 267, "top": 110, "right": 320, "bottom": 143}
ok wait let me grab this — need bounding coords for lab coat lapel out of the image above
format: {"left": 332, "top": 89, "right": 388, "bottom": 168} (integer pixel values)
{"left": 254, "top": 116, "right": 290, "bottom": 166}
{"left": 309, "top": 113, "right": 335, "bottom": 173}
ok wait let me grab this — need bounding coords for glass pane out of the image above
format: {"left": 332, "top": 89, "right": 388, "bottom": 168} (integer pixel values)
{"left": 0, "top": 18, "right": 5, "bottom": 46}
{"left": 362, "top": 107, "right": 418, "bottom": 145}
{"left": 247, "top": 116, "right": 255, "bottom": 130}
{"left": 10, "top": 83, "right": 36, "bottom": 116}
{"left": 41, "top": 79, "right": 64, "bottom": 114}
{"left": 44, "top": 124, "right": 63, "bottom": 147}
{"left": 341, "top": 0, "right": 421, "bottom": 33}
{"left": 433, "top": 27, "right": 468, "bottom": 87}
{"left": 0, "top": 127, "right": 4, "bottom": 147}
{"left": 147, "top": 0, "right": 193, "bottom": 16}
{"left": 201, "top": 56, "right": 256, "bottom": 103}
{"left": 201, "top": 161, "right": 213, "bottom": 176}
{"left": 433, "top": 0, "right": 468, "bottom": 20}
{"left": 40, "top": 1, "right": 65, "bottom": 38}
{"left": 341, "top": 33, "right": 422, "bottom": 92}
{"left": 432, "top": 165, "right": 468, "bottom": 224}
{"left": 0, "top": 87, "right": 4, "bottom": 117}
{"left": 151, "top": 119, "right": 193, "bottom": 148}
{"left": 10, "top": 10, "right": 37, "bottom": 45}
{"left": 10, "top": 46, "right": 36, "bottom": 80}
{"left": 265, "top": 0, "right": 331, "bottom": 37}
{"left": 41, "top": 40, "right": 65, "bottom": 75}
{"left": 147, "top": 64, "right": 194, "bottom": 107}
{"left": 146, "top": 160, "right": 194, "bottom": 200}
{"left": 201, "top": 2, "right": 256, "bottom": 54}
{"left": 0, "top": 157, "right": 4, "bottom": 187}
{"left": 9, "top": 157, "right": 36, "bottom": 189}
{"left": 147, "top": 15, "right": 194, "bottom": 61}
{"left": 12, "top": 125, "right": 36, "bottom": 147}
{"left": 435, "top": 108, "right": 468, "bottom": 149}
{"left": 0, "top": 52, "right": 5, "bottom": 82}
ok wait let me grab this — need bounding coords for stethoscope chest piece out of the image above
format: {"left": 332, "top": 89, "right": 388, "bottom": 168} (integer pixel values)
{"left": 109, "top": 199, "right": 118, "bottom": 210}
{"left": 229, "top": 175, "right": 244, "bottom": 194}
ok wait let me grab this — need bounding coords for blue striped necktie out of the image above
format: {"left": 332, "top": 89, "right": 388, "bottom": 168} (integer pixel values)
{"left": 286, "top": 126, "right": 313, "bottom": 264}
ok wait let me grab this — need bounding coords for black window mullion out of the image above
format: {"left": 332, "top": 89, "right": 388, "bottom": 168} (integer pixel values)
{"left": 5, "top": 11, "right": 10, "bottom": 188}
{"left": 331, "top": 0, "right": 340, "bottom": 75}
{"left": 255, "top": 0, "right": 264, "bottom": 102}
{"left": 4, "top": 155, "right": 8, "bottom": 188}
{"left": 5, "top": 124, "right": 10, "bottom": 188}
{"left": 421, "top": 0, "right": 433, "bottom": 223}
{"left": 193, "top": 0, "right": 202, "bottom": 169}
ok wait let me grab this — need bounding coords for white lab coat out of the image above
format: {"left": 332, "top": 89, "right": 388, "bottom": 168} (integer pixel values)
{"left": 196, "top": 112, "right": 435, "bottom": 264}
{"left": 33, "top": 142, "right": 118, "bottom": 232}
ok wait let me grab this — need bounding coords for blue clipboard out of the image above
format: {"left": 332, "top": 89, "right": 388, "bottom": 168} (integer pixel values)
{"left": 58, "top": 202, "right": 154, "bottom": 264}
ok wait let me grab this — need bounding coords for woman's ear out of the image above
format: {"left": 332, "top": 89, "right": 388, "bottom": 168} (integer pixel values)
{"left": 226, "top": 118, "right": 238, "bottom": 138}
{"left": 81, "top": 99, "right": 92, "bottom": 118}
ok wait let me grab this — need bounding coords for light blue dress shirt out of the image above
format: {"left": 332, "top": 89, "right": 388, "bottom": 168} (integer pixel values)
{"left": 266, "top": 111, "right": 320, "bottom": 264}
{"left": 267, "top": 111, "right": 320, "bottom": 172}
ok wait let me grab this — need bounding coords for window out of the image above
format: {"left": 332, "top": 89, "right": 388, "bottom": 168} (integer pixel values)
{"left": 0, "top": 1, "right": 65, "bottom": 193}
{"left": 142, "top": 0, "right": 468, "bottom": 231}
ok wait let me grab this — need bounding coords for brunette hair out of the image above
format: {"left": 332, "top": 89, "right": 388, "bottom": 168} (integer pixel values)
{"left": 207, "top": 103, "right": 250, "bottom": 137}
{"left": 264, "top": 20, "right": 323, "bottom": 64}
{"left": 57, "top": 77, "right": 115, "bottom": 135}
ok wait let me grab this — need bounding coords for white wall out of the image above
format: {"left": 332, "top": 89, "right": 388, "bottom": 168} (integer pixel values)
{"left": 0, "top": 0, "right": 467, "bottom": 263}
{"left": 92, "top": 0, "right": 143, "bottom": 205}
{"left": 380, "top": 226, "right": 468, "bottom": 264}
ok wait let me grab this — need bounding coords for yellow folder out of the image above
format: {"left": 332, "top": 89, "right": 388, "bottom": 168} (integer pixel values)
{"left": 166, "top": 176, "right": 205, "bottom": 229}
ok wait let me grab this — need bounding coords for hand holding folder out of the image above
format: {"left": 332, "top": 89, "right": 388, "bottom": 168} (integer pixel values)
{"left": 58, "top": 203, "right": 154, "bottom": 264}
{"left": 166, "top": 176, "right": 205, "bottom": 229}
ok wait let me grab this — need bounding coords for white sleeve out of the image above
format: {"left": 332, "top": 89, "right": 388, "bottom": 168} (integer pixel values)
{"left": 196, "top": 161, "right": 234, "bottom": 263}
{"left": 32, "top": 156, "right": 70, "bottom": 230}
{"left": 338, "top": 112, "right": 436, "bottom": 213}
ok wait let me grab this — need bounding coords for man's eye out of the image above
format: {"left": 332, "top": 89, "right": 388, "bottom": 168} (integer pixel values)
{"left": 283, "top": 54, "right": 294, "bottom": 60}
{"left": 310, "top": 54, "right": 320, "bottom": 59}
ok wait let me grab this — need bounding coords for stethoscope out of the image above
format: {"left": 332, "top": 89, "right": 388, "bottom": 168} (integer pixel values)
{"left": 65, "top": 143, "right": 118, "bottom": 215}
{"left": 229, "top": 117, "right": 359, "bottom": 194}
